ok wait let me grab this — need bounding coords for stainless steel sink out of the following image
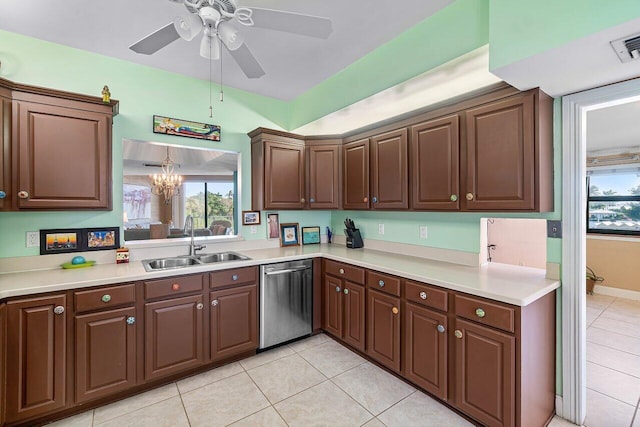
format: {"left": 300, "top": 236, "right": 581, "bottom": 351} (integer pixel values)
{"left": 142, "top": 252, "right": 250, "bottom": 272}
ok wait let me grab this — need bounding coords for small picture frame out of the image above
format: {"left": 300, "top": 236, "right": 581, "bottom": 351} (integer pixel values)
{"left": 242, "top": 211, "right": 261, "bottom": 225}
{"left": 302, "top": 226, "right": 321, "bottom": 245}
{"left": 279, "top": 223, "right": 300, "bottom": 247}
{"left": 84, "top": 227, "right": 120, "bottom": 251}
{"left": 267, "top": 213, "right": 280, "bottom": 240}
{"left": 40, "top": 229, "right": 83, "bottom": 255}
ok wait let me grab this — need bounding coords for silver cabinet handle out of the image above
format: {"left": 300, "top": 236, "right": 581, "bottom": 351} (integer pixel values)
{"left": 419, "top": 291, "right": 427, "bottom": 300}
{"left": 53, "top": 306, "right": 65, "bottom": 315}
{"left": 343, "top": 288, "right": 349, "bottom": 295}
{"left": 126, "top": 316, "right": 136, "bottom": 325}
{"left": 101, "top": 294, "right": 111, "bottom": 303}
{"left": 211, "top": 300, "right": 219, "bottom": 306}
{"left": 450, "top": 194, "right": 458, "bottom": 202}
{"left": 437, "top": 324, "right": 445, "bottom": 333}
{"left": 378, "top": 280, "right": 385, "bottom": 287}
{"left": 454, "top": 330, "right": 463, "bottom": 339}
{"left": 18, "top": 190, "right": 29, "bottom": 199}
{"left": 335, "top": 286, "right": 341, "bottom": 292}
{"left": 475, "top": 308, "right": 486, "bottom": 318}
{"left": 232, "top": 274, "right": 238, "bottom": 281}
{"left": 372, "top": 197, "right": 378, "bottom": 203}
{"left": 310, "top": 198, "right": 315, "bottom": 203}
{"left": 0, "top": 191, "right": 5, "bottom": 199}
{"left": 196, "top": 303, "right": 204, "bottom": 310}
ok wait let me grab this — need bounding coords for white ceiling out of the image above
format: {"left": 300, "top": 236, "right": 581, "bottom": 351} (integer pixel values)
{"left": 0, "top": 0, "right": 452, "bottom": 101}
{"left": 587, "top": 99, "right": 640, "bottom": 152}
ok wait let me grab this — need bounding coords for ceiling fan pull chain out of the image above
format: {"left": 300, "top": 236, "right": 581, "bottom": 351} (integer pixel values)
{"left": 220, "top": 45, "right": 224, "bottom": 102}
{"left": 209, "top": 34, "right": 213, "bottom": 117}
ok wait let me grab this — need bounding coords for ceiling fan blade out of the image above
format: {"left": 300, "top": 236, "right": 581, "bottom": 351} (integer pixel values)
{"left": 248, "top": 8, "right": 333, "bottom": 39}
{"left": 129, "top": 23, "right": 181, "bottom": 55}
{"left": 227, "top": 43, "right": 265, "bottom": 79}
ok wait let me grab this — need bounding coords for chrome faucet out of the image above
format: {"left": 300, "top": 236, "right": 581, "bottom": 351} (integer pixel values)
{"left": 184, "top": 215, "right": 206, "bottom": 256}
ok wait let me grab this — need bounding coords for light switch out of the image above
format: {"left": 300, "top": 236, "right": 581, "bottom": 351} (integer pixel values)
{"left": 26, "top": 231, "right": 39, "bottom": 247}
{"left": 419, "top": 226, "right": 428, "bottom": 239}
{"left": 378, "top": 224, "right": 385, "bottom": 235}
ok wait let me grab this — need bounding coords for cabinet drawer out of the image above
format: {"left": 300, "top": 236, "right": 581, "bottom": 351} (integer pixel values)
{"left": 144, "top": 274, "right": 204, "bottom": 300}
{"left": 210, "top": 266, "right": 257, "bottom": 289}
{"left": 324, "top": 260, "right": 365, "bottom": 285}
{"left": 405, "top": 281, "right": 447, "bottom": 312}
{"left": 367, "top": 271, "right": 401, "bottom": 297}
{"left": 454, "top": 294, "right": 515, "bottom": 333}
{"left": 75, "top": 284, "right": 136, "bottom": 313}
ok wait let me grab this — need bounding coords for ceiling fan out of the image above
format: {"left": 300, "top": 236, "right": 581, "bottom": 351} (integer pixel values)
{"left": 129, "top": 0, "right": 333, "bottom": 79}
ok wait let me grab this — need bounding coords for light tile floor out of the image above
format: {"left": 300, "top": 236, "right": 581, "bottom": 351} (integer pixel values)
{"left": 49, "top": 333, "right": 572, "bottom": 427}
{"left": 586, "top": 294, "right": 640, "bottom": 427}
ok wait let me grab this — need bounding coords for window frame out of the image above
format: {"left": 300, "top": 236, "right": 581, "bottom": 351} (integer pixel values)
{"left": 586, "top": 174, "right": 640, "bottom": 236}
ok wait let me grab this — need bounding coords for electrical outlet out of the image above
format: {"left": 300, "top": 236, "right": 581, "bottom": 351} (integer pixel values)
{"left": 26, "top": 231, "right": 39, "bottom": 248}
{"left": 419, "top": 226, "right": 428, "bottom": 239}
{"left": 250, "top": 225, "right": 257, "bottom": 234}
{"left": 378, "top": 224, "right": 385, "bottom": 235}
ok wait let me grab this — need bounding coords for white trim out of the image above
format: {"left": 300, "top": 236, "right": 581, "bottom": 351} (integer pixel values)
{"left": 594, "top": 284, "right": 640, "bottom": 301}
{"left": 587, "top": 234, "right": 640, "bottom": 243}
{"left": 555, "top": 395, "right": 564, "bottom": 418}
{"left": 562, "top": 77, "right": 640, "bottom": 426}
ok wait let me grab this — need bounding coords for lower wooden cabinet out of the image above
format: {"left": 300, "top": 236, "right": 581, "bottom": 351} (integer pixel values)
{"left": 403, "top": 302, "right": 448, "bottom": 400}
{"left": 144, "top": 294, "right": 205, "bottom": 381}
{"left": 5, "top": 295, "right": 67, "bottom": 423}
{"left": 366, "top": 288, "right": 400, "bottom": 372}
{"left": 210, "top": 283, "right": 258, "bottom": 361}
{"left": 322, "top": 274, "right": 366, "bottom": 352}
{"left": 75, "top": 307, "right": 137, "bottom": 403}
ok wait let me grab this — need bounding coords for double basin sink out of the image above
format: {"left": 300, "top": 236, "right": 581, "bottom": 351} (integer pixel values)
{"left": 142, "top": 251, "right": 250, "bottom": 272}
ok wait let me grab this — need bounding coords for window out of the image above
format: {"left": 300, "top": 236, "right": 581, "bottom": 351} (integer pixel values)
{"left": 183, "top": 181, "right": 235, "bottom": 235}
{"left": 587, "top": 169, "right": 640, "bottom": 235}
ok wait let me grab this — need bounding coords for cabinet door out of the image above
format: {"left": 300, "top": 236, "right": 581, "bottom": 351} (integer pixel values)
{"left": 465, "top": 92, "right": 535, "bottom": 211}
{"left": 0, "top": 94, "right": 11, "bottom": 211}
{"left": 322, "top": 274, "right": 343, "bottom": 338}
{"left": 0, "top": 303, "right": 5, "bottom": 426}
{"left": 264, "top": 141, "right": 305, "bottom": 209}
{"left": 13, "top": 99, "right": 112, "bottom": 209}
{"left": 343, "top": 282, "right": 365, "bottom": 352}
{"left": 144, "top": 294, "right": 204, "bottom": 381}
{"left": 410, "top": 115, "right": 460, "bottom": 210}
{"left": 210, "top": 284, "right": 258, "bottom": 362}
{"left": 343, "top": 139, "right": 370, "bottom": 209}
{"left": 366, "top": 289, "right": 401, "bottom": 372}
{"left": 403, "top": 303, "right": 447, "bottom": 400}
{"left": 6, "top": 295, "right": 66, "bottom": 423}
{"left": 370, "top": 129, "right": 408, "bottom": 209}
{"left": 454, "top": 318, "right": 515, "bottom": 427}
{"left": 75, "top": 307, "right": 137, "bottom": 403}
{"left": 308, "top": 145, "right": 340, "bottom": 209}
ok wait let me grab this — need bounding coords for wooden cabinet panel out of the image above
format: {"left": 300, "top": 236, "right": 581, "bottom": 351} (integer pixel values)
{"left": 308, "top": 145, "right": 340, "bottom": 209}
{"left": 74, "top": 284, "right": 136, "bottom": 314}
{"left": 343, "top": 282, "right": 366, "bottom": 352}
{"left": 454, "top": 318, "right": 515, "bottom": 427}
{"left": 410, "top": 115, "right": 460, "bottom": 210}
{"left": 264, "top": 141, "right": 305, "bottom": 209}
{"left": 403, "top": 303, "right": 447, "bottom": 400}
{"left": 0, "top": 93, "right": 11, "bottom": 211}
{"left": 367, "top": 289, "right": 400, "bottom": 372}
{"left": 144, "top": 294, "right": 204, "bottom": 381}
{"left": 454, "top": 294, "right": 515, "bottom": 334}
{"left": 343, "top": 139, "right": 369, "bottom": 209}
{"left": 405, "top": 281, "right": 448, "bottom": 311}
{"left": 144, "top": 274, "right": 204, "bottom": 300}
{"left": 367, "top": 270, "right": 401, "bottom": 297}
{"left": 75, "top": 307, "right": 137, "bottom": 403}
{"left": 5, "top": 295, "right": 66, "bottom": 423}
{"left": 370, "top": 129, "right": 408, "bottom": 209}
{"left": 322, "top": 274, "right": 343, "bottom": 338}
{"left": 324, "top": 260, "right": 365, "bottom": 285}
{"left": 13, "top": 98, "right": 112, "bottom": 210}
{"left": 210, "top": 266, "right": 257, "bottom": 289}
{"left": 0, "top": 303, "right": 5, "bottom": 426}
{"left": 210, "top": 284, "right": 258, "bottom": 361}
{"left": 465, "top": 92, "right": 535, "bottom": 211}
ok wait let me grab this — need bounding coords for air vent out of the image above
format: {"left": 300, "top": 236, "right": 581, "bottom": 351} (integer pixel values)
{"left": 611, "top": 33, "right": 640, "bottom": 62}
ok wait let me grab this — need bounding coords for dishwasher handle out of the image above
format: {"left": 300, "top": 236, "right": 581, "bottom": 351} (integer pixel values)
{"left": 264, "top": 266, "right": 312, "bottom": 276}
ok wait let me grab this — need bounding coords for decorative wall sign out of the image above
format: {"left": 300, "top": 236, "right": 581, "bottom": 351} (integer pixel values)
{"left": 153, "top": 115, "right": 221, "bottom": 141}
{"left": 302, "top": 226, "right": 321, "bottom": 245}
{"left": 40, "top": 229, "right": 82, "bottom": 255}
{"left": 242, "top": 211, "right": 261, "bottom": 225}
{"left": 267, "top": 213, "right": 280, "bottom": 239}
{"left": 85, "top": 227, "right": 120, "bottom": 251}
{"left": 280, "top": 223, "right": 300, "bottom": 247}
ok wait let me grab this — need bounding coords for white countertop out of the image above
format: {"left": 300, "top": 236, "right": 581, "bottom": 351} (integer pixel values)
{"left": 0, "top": 245, "right": 559, "bottom": 306}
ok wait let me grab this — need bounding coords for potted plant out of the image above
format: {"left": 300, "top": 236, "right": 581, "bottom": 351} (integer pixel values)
{"left": 586, "top": 266, "right": 604, "bottom": 295}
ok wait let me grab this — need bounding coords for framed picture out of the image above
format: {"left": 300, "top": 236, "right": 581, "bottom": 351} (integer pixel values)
{"left": 279, "top": 223, "right": 300, "bottom": 247}
{"left": 40, "top": 229, "right": 83, "bottom": 255}
{"left": 302, "top": 226, "right": 321, "bottom": 245}
{"left": 267, "top": 213, "right": 280, "bottom": 239}
{"left": 84, "top": 227, "right": 120, "bottom": 251}
{"left": 153, "top": 115, "right": 221, "bottom": 142}
{"left": 242, "top": 211, "right": 261, "bottom": 225}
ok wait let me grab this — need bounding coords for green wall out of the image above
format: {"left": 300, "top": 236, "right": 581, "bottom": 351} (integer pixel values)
{"left": 489, "top": 0, "right": 640, "bottom": 70}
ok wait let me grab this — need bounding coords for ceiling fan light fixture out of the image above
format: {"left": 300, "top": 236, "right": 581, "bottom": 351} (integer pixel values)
{"left": 200, "top": 32, "right": 221, "bottom": 59}
{"left": 217, "top": 21, "right": 244, "bottom": 50}
{"left": 173, "top": 13, "right": 203, "bottom": 41}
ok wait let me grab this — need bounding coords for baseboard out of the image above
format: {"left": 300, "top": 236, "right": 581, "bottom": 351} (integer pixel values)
{"left": 555, "top": 395, "right": 563, "bottom": 418}
{"left": 594, "top": 284, "right": 640, "bottom": 301}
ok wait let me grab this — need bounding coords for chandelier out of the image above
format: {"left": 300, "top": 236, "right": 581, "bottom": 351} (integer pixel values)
{"left": 151, "top": 147, "right": 182, "bottom": 203}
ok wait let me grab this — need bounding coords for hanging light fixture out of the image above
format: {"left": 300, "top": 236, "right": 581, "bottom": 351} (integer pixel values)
{"left": 150, "top": 146, "right": 183, "bottom": 204}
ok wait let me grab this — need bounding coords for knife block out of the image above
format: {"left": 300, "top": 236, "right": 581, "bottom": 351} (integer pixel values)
{"left": 346, "top": 229, "right": 364, "bottom": 249}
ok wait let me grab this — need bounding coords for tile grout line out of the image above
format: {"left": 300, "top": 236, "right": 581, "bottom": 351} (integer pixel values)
{"left": 586, "top": 387, "right": 639, "bottom": 410}
{"left": 175, "top": 380, "right": 194, "bottom": 427}
{"left": 586, "top": 359, "right": 640, "bottom": 380}
{"left": 630, "top": 395, "right": 640, "bottom": 427}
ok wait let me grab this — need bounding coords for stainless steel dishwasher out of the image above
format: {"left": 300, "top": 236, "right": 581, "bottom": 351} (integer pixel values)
{"left": 259, "top": 259, "right": 313, "bottom": 350}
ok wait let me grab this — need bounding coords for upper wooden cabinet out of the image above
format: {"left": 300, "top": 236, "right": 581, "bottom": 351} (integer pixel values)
{"left": 410, "top": 115, "right": 460, "bottom": 210}
{"left": 306, "top": 141, "right": 341, "bottom": 209}
{"left": 464, "top": 90, "right": 552, "bottom": 211}
{"left": 370, "top": 129, "right": 408, "bottom": 209}
{"left": 343, "top": 139, "right": 370, "bottom": 209}
{"left": 0, "top": 78, "right": 118, "bottom": 211}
